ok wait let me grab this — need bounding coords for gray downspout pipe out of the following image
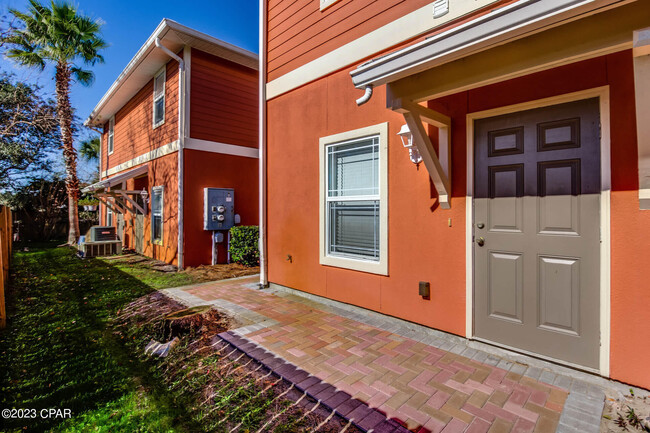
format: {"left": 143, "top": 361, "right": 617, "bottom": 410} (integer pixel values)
{"left": 155, "top": 37, "right": 186, "bottom": 269}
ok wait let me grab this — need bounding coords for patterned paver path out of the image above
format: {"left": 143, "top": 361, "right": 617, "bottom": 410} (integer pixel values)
{"left": 163, "top": 276, "right": 602, "bottom": 433}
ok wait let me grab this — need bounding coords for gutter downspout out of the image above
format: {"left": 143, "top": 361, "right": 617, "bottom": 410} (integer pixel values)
{"left": 155, "top": 38, "right": 186, "bottom": 270}
{"left": 356, "top": 85, "right": 373, "bottom": 106}
{"left": 259, "top": 0, "right": 268, "bottom": 288}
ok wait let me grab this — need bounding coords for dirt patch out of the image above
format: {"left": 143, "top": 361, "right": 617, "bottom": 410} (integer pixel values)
{"left": 183, "top": 263, "right": 260, "bottom": 282}
{"left": 601, "top": 391, "right": 650, "bottom": 432}
{"left": 111, "top": 292, "right": 361, "bottom": 432}
{"left": 106, "top": 252, "right": 259, "bottom": 282}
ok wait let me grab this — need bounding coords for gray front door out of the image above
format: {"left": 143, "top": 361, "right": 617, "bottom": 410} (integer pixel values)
{"left": 135, "top": 214, "right": 144, "bottom": 254}
{"left": 473, "top": 98, "right": 601, "bottom": 369}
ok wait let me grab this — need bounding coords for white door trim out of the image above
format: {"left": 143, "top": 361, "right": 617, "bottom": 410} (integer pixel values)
{"left": 465, "top": 86, "right": 611, "bottom": 376}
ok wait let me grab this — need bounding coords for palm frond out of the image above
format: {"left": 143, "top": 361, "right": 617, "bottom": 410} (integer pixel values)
{"left": 71, "top": 67, "right": 94, "bottom": 86}
{"left": 5, "top": 0, "right": 106, "bottom": 69}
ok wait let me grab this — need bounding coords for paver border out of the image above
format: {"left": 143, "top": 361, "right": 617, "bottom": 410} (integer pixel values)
{"left": 218, "top": 331, "right": 410, "bottom": 433}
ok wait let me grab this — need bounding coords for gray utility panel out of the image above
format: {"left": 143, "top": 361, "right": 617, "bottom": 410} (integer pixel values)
{"left": 204, "top": 188, "right": 235, "bottom": 231}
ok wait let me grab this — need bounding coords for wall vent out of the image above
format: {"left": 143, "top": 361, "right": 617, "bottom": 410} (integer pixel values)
{"left": 433, "top": 0, "right": 449, "bottom": 18}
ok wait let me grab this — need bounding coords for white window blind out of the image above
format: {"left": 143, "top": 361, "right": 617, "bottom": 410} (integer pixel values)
{"left": 108, "top": 118, "right": 114, "bottom": 154}
{"left": 152, "top": 186, "right": 163, "bottom": 243}
{"left": 153, "top": 70, "right": 165, "bottom": 127}
{"left": 326, "top": 136, "right": 380, "bottom": 261}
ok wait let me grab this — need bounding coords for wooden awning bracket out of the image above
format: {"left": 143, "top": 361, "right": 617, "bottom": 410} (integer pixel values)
{"left": 96, "top": 190, "right": 147, "bottom": 215}
{"left": 96, "top": 195, "right": 125, "bottom": 215}
{"left": 389, "top": 97, "right": 452, "bottom": 209}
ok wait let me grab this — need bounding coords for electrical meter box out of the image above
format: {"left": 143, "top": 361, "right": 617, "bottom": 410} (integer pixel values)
{"left": 203, "top": 188, "right": 235, "bottom": 230}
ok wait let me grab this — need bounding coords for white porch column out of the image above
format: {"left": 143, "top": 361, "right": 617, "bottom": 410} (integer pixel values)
{"left": 634, "top": 27, "right": 650, "bottom": 209}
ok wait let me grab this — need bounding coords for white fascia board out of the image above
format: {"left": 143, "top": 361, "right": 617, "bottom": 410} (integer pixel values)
{"left": 86, "top": 18, "right": 259, "bottom": 127}
{"left": 350, "top": 0, "right": 628, "bottom": 88}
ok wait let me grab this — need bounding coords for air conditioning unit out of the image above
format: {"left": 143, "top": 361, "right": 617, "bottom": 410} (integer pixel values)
{"left": 88, "top": 226, "right": 117, "bottom": 242}
{"left": 78, "top": 241, "right": 122, "bottom": 258}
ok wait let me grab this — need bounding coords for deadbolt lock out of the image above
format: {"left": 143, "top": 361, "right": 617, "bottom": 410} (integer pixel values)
{"left": 477, "top": 222, "right": 485, "bottom": 229}
{"left": 476, "top": 237, "right": 485, "bottom": 247}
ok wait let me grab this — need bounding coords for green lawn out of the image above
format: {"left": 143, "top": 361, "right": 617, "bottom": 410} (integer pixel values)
{"left": 0, "top": 243, "right": 200, "bottom": 432}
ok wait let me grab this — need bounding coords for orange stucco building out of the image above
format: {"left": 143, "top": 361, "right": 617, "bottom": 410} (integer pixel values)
{"left": 84, "top": 19, "right": 259, "bottom": 268}
{"left": 261, "top": 0, "right": 650, "bottom": 389}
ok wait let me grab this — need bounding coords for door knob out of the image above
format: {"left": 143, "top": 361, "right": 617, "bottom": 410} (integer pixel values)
{"left": 476, "top": 237, "right": 485, "bottom": 247}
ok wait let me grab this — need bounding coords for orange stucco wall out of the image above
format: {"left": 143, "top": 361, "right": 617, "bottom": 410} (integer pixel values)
{"left": 266, "top": 70, "right": 467, "bottom": 337}
{"left": 182, "top": 149, "right": 259, "bottom": 268}
{"left": 266, "top": 49, "right": 650, "bottom": 388}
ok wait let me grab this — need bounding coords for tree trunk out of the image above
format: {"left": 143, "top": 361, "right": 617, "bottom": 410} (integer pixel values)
{"left": 55, "top": 62, "right": 80, "bottom": 245}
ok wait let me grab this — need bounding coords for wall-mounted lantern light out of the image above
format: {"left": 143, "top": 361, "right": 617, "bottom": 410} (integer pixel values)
{"left": 397, "top": 124, "right": 422, "bottom": 164}
{"left": 140, "top": 188, "right": 149, "bottom": 204}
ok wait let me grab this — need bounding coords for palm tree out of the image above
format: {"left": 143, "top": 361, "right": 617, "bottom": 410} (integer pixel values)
{"left": 4, "top": 1, "right": 106, "bottom": 244}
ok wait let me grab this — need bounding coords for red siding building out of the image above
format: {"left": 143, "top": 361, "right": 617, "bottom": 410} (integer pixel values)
{"left": 261, "top": 0, "right": 650, "bottom": 389}
{"left": 84, "top": 19, "right": 259, "bottom": 268}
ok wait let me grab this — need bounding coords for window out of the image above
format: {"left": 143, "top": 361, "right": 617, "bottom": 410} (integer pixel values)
{"left": 151, "top": 186, "right": 164, "bottom": 244}
{"left": 153, "top": 69, "right": 165, "bottom": 128}
{"left": 319, "top": 123, "right": 388, "bottom": 275}
{"left": 108, "top": 117, "right": 114, "bottom": 155}
{"left": 106, "top": 206, "right": 113, "bottom": 227}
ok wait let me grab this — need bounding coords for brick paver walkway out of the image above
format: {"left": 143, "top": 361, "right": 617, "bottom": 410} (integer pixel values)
{"left": 164, "top": 276, "right": 598, "bottom": 433}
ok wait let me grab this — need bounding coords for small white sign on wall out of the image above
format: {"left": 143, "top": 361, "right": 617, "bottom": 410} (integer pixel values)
{"left": 433, "top": 0, "right": 450, "bottom": 18}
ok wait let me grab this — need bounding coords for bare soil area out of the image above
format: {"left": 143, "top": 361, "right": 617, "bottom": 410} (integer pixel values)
{"left": 601, "top": 390, "right": 650, "bottom": 433}
{"left": 105, "top": 252, "right": 260, "bottom": 282}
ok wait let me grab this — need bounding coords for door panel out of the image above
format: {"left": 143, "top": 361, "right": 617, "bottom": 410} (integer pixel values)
{"left": 488, "top": 252, "right": 523, "bottom": 323}
{"left": 474, "top": 98, "right": 600, "bottom": 369}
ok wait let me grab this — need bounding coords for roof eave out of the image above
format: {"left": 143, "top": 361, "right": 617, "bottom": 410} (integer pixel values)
{"left": 85, "top": 18, "right": 258, "bottom": 127}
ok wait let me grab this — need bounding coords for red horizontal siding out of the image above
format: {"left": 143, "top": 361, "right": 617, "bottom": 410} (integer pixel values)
{"left": 101, "top": 57, "right": 181, "bottom": 173}
{"left": 266, "top": 0, "right": 431, "bottom": 81}
{"left": 189, "top": 49, "right": 258, "bottom": 148}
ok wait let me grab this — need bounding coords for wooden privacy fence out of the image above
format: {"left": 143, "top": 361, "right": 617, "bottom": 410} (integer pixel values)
{"left": 0, "top": 206, "right": 12, "bottom": 329}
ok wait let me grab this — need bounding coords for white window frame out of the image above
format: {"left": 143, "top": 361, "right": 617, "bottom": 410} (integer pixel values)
{"left": 108, "top": 117, "right": 115, "bottom": 155}
{"left": 152, "top": 68, "right": 166, "bottom": 129}
{"left": 319, "top": 122, "right": 388, "bottom": 275}
{"left": 151, "top": 186, "right": 164, "bottom": 245}
{"left": 106, "top": 206, "right": 113, "bottom": 227}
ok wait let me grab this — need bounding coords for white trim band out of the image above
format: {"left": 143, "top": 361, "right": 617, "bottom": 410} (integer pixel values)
{"left": 184, "top": 138, "right": 259, "bottom": 158}
{"left": 102, "top": 140, "right": 179, "bottom": 178}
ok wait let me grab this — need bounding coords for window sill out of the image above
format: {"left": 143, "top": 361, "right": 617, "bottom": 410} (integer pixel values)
{"left": 320, "top": 254, "right": 387, "bottom": 276}
{"left": 152, "top": 121, "right": 164, "bottom": 130}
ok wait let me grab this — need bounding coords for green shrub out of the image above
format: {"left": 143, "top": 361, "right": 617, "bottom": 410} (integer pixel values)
{"left": 229, "top": 225, "right": 259, "bottom": 266}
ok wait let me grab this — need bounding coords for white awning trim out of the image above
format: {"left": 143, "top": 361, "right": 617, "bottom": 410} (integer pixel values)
{"left": 350, "top": 0, "right": 626, "bottom": 89}
{"left": 82, "top": 164, "right": 148, "bottom": 193}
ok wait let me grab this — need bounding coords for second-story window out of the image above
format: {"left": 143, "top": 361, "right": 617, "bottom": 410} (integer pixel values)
{"left": 108, "top": 117, "right": 114, "bottom": 155}
{"left": 153, "top": 68, "right": 165, "bottom": 128}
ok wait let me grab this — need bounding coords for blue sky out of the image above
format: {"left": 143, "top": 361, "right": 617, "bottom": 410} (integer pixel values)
{"left": 1, "top": 0, "right": 259, "bottom": 180}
